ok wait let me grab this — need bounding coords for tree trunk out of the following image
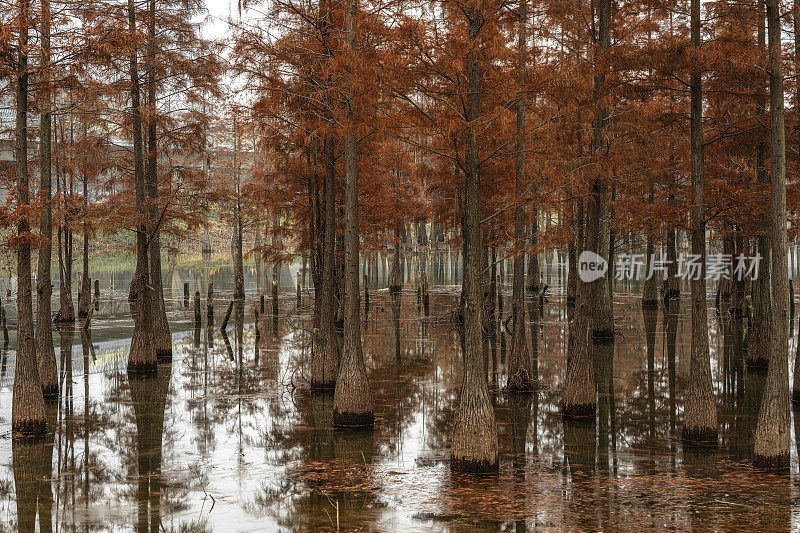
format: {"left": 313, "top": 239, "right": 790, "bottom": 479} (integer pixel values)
{"left": 57, "top": 139, "right": 74, "bottom": 325}
{"left": 507, "top": 0, "right": 534, "bottom": 391}
{"left": 312, "top": 130, "right": 339, "bottom": 389}
{"left": 749, "top": 147, "right": 770, "bottom": 376}
{"left": 77, "top": 176, "right": 90, "bottom": 319}
{"left": 390, "top": 169, "right": 402, "bottom": 293}
{"left": 527, "top": 217, "right": 540, "bottom": 294}
{"left": 234, "top": 214, "right": 244, "bottom": 300}
{"left": 12, "top": 1, "right": 47, "bottom": 436}
{"left": 754, "top": 0, "right": 790, "bottom": 469}
{"left": 662, "top": 224, "right": 679, "bottom": 304}
{"left": 563, "top": 207, "right": 596, "bottom": 418}
{"left": 390, "top": 231, "right": 401, "bottom": 292}
{"left": 566, "top": 198, "right": 578, "bottom": 306}
{"left": 790, "top": 0, "right": 800, "bottom": 398}
{"left": 146, "top": 0, "right": 172, "bottom": 363}
{"left": 36, "top": 0, "right": 59, "bottom": 401}
{"left": 587, "top": 0, "right": 614, "bottom": 342}
{"left": 642, "top": 185, "right": 658, "bottom": 308}
{"left": 450, "top": 6, "right": 499, "bottom": 473}
{"left": 683, "top": 0, "right": 717, "bottom": 442}
{"left": 333, "top": 0, "right": 373, "bottom": 428}
{"left": 233, "top": 123, "right": 245, "bottom": 303}
{"left": 127, "top": 0, "right": 157, "bottom": 375}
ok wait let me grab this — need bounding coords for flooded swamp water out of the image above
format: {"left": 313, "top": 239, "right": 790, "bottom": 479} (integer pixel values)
{"left": 0, "top": 261, "right": 798, "bottom": 531}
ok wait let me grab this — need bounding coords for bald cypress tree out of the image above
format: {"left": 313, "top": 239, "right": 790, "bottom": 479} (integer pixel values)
{"left": 683, "top": 0, "right": 717, "bottom": 443}
{"left": 12, "top": 0, "right": 47, "bottom": 436}
{"left": 36, "top": 0, "right": 59, "bottom": 400}
{"left": 753, "top": 0, "right": 790, "bottom": 469}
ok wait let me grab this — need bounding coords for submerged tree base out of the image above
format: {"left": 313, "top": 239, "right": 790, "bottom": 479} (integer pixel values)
{"left": 562, "top": 402, "right": 596, "bottom": 419}
{"left": 450, "top": 456, "right": 499, "bottom": 474}
{"left": 12, "top": 418, "right": 46, "bottom": 438}
{"left": 332, "top": 409, "right": 374, "bottom": 429}
{"left": 565, "top": 296, "right": 575, "bottom": 307}
{"left": 682, "top": 425, "right": 718, "bottom": 443}
{"left": 127, "top": 361, "right": 158, "bottom": 376}
{"left": 753, "top": 452, "right": 790, "bottom": 471}
{"left": 641, "top": 299, "right": 658, "bottom": 309}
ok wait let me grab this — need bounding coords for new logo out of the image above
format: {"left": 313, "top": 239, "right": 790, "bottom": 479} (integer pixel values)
{"left": 578, "top": 251, "right": 608, "bottom": 283}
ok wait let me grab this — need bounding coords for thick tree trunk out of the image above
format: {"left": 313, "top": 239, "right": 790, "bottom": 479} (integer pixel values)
{"left": 13, "top": 3, "right": 47, "bottom": 436}
{"left": 450, "top": 6, "right": 499, "bottom": 473}
{"left": 146, "top": 0, "right": 172, "bottom": 363}
{"left": 683, "top": 0, "right": 717, "bottom": 442}
{"left": 127, "top": 0, "right": 157, "bottom": 375}
{"left": 749, "top": 234, "right": 770, "bottom": 371}
{"left": 36, "top": 0, "right": 59, "bottom": 401}
{"left": 563, "top": 212, "right": 596, "bottom": 418}
{"left": 587, "top": 0, "right": 614, "bottom": 342}
{"left": 566, "top": 199, "right": 579, "bottom": 306}
{"left": 507, "top": 0, "right": 534, "bottom": 391}
{"left": 333, "top": 0, "right": 374, "bottom": 428}
{"left": 309, "top": 154, "right": 322, "bottom": 330}
{"left": 790, "top": 0, "right": 800, "bottom": 400}
{"left": 312, "top": 131, "right": 339, "bottom": 389}
{"left": 754, "top": 0, "right": 790, "bottom": 469}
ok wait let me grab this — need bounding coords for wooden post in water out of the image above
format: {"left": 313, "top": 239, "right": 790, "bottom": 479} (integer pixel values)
{"left": 193, "top": 291, "right": 201, "bottom": 328}
{"left": 207, "top": 282, "right": 214, "bottom": 325}
{"left": 296, "top": 272, "right": 301, "bottom": 307}
{"left": 260, "top": 294, "right": 265, "bottom": 314}
{"left": 221, "top": 300, "right": 234, "bottom": 331}
{"left": 94, "top": 279, "right": 100, "bottom": 311}
{"left": 183, "top": 282, "right": 190, "bottom": 308}
{"left": 254, "top": 304, "right": 260, "bottom": 339}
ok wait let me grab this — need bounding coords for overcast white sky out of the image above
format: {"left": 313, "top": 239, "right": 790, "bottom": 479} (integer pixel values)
{"left": 202, "top": 0, "right": 238, "bottom": 39}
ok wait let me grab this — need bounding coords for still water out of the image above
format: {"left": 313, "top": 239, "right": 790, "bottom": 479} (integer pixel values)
{"left": 0, "top": 256, "right": 798, "bottom": 531}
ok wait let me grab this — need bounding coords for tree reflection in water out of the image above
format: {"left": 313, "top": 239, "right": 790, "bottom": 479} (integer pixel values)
{"left": 0, "top": 285, "right": 797, "bottom": 531}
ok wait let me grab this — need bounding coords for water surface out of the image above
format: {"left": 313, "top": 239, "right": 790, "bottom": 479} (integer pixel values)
{"left": 0, "top": 258, "right": 797, "bottom": 531}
